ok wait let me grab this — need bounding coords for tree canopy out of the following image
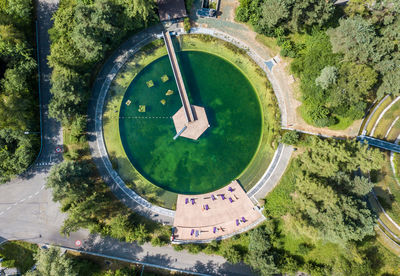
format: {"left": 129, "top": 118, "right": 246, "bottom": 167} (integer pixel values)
{"left": 26, "top": 247, "right": 77, "bottom": 276}
{"left": 48, "top": 0, "right": 157, "bottom": 125}
{"left": 236, "top": 0, "right": 335, "bottom": 35}
{"left": 0, "top": 0, "right": 38, "bottom": 182}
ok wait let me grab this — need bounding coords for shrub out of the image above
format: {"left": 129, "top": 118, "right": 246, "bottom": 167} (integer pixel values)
{"left": 172, "top": 244, "right": 184, "bottom": 251}
{"left": 184, "top": 17, "right": 191, "bottom": 32}
{"left": 281, "top": 131, "right": 300, "bottom": 145}
{"left": 186, "top": 243, "right": 204, "bottom": 254}
{"left": 221, "top": 245, "right": 242, "bottom": 264}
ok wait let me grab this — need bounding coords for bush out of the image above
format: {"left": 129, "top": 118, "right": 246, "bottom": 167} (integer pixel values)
{"left": 186, "top": 243, "right": 204, "bottom": 254}
{"left": 221, "top": 245, "right": 242, "bottom": 264}
{"left": 172, "top": 244, "right": 184, "bottom": 251}
{"left": 281, "top": 131, "right": 300, "bottom": 145}
{"left": 184, "top": 17, "right": 191, "bottom": 32}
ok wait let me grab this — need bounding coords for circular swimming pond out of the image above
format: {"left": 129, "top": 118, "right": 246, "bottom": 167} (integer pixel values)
{"left": 119, "top": 51, "right": 262, "bottom": 194}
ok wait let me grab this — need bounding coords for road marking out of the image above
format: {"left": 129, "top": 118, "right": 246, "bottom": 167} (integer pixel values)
{"left": 28, "top": 195, "right": 33, "bottom": 199}
{"left": 0, "top": 212, "right": 3, "bottom": 216}
{"left": 13, "top": 202, "right": 17, "bottom": 206}
{"left": 41, "top": 186, "right": 45, "bottom": 190}
{"left": 35, "top": 191, "right": 39, "bottom": 195}
{"left": 6, "top": 207, "right": 11, "bottom": 210}
{"left": 19, "top": 198, "right": 25, "bottom": 202}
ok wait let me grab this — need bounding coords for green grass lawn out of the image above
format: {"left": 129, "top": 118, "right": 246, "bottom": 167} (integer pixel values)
{"left": 255, "top": 34, "right": 280, "bottom": 56}
{"left": 328, "top": 115, "right": 356, "bottom": 130}
{"left": 0, "top": 241, "right": 37, "bottom": 273}
{"left": 374, "top": 153, "right": 400, "bottom": 226}
{"left": 373, "top": 100, "right": 400, "bottom": 140}
{"left": 364, "top": 96, "right": 394, "bottom": 135}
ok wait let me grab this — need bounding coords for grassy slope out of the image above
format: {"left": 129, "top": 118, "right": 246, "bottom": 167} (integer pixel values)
{"left": 375, "top": 153, "right": 400, "bottom": 226}
{"left": 373, "top": 101, "right": 400, "bottom": 140}
{"left": 364, "top": 96, "right": 394, "bottom": 135}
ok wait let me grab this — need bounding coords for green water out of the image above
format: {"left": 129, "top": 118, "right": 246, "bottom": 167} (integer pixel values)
{"left": 119, "top": 51, "right": 262, "bottom": 194}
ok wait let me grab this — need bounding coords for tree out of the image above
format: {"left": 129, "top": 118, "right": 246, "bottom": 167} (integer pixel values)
{"left": 116, "top": 0, "right": 156, "bottom": 22}
{"left": 294, "top": 174, "right": 376, "bottom": 244}
{"left": 26, "top": 247, "right": 77, "bottom": 276}
{"left": 327, "top": 17, "right": 380, "bottom": 64}
{"left": 71, "top": 0, "right": 126, "bottom": 63}
{"left": 0, "top": 129, "right": 38, "bottom": 183}
{"left": 344, "top": 0, "right": 374, "bottom": 17}
{"left": 281, "top": 131, "right": 299, "bottom": 145}
{"left": 253, "top": 0, "right": 334, "bottom": 34}
{"left": 315, "top": 66, "right": 337, "bottom": 90}
{"left": 248, "top": 228, "right": 278, "bottom": 275}
{"left": 221, "top": 245, "right": 242, "bottom": 264}
{"left": 336, "top": 63, "right": 377, "bottom": 102}
{"left": 46, "top": 161, "right": 92, "bottom": 202}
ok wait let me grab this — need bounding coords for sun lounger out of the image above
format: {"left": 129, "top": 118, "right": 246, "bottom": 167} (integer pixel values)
{"left": 211, "top": 194, "right": 216, "bottom": 200}
{"left": 229, "top": 197, "right": 233, "bottom": 203}
{"left": 213, "top": 227, "right": 217, "bottom": 233}
{"left": 195, "top": 230, "right": 199, "bottom": 237}
{"left": 185, "top": 198, "right": 189, "bottom": 204}
{"left": 241, "top": 217, "right": 246, "bottom": 222}
{"left": 191, "top": 198, "right": 195, "bottom": 205}
{"left": 219, "top": 194, "right": 225, "bottom": 200}
{"left": 191, "top": 229, "right": 194, "bottom": 236}
{"left": 228, "top": 186, "right": 234, "bottom": 192}
{"left": 205, "top": 204, "right": 209, "bottom": 210}
{"left": 236, "top": 219, "right": 240, "bottom": 226}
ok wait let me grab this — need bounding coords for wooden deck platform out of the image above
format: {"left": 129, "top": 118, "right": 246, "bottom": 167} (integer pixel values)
{"left": 173, "top": 180, "right": 263, "bottom": 241}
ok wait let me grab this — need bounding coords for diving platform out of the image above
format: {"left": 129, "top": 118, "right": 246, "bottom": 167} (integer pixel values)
{"left": 162, "top": 31, "right": 209, "bottom": 140}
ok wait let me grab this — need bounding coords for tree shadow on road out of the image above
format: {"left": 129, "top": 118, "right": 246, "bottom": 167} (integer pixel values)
{"left": 82, "top": 234, "right": 144, "bottom": 259}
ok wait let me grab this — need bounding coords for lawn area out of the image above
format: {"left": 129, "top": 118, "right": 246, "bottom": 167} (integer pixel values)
{"left": 0, "top": 241, "right": 37, "bottom": 273}
{"left": 255, "top": 34, "right": 280, "bottom": 56}
{"left": 373, "top": 153, "right": 400, "bottom": 227}
{"left": 328, "top": 115, "right": 358, "bottom": 131}
{"left": 178, "top": 34, "right": 281, "bottom": 191}
{"left": 364, "top": 96, "right": 394, "bottom": 136}
{"left": 373, "top": 100, "right": 400, "bottom": 141}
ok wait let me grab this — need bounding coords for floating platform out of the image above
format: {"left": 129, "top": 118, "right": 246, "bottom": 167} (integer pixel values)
{"left": 172, "top": 105, "right": 209, "bottom": 140}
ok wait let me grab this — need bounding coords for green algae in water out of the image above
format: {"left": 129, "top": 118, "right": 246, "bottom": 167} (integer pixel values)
{"left": 119, "top": 51, "right": 262, "bottom": 194}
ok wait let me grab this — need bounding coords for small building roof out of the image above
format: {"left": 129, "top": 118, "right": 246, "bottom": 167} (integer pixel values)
{"left": 157, "top": 0, "right": 187, "bottom": 21}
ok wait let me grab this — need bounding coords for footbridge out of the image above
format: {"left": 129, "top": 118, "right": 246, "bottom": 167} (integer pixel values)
{"left": 358, "top": 135, "right": 400, "bottom": 153}
{"left": 162, "top": 31, "right": 209, "bottom": 140}
{"left": 163, "top": 31, "right": 194, "bottom": 122}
